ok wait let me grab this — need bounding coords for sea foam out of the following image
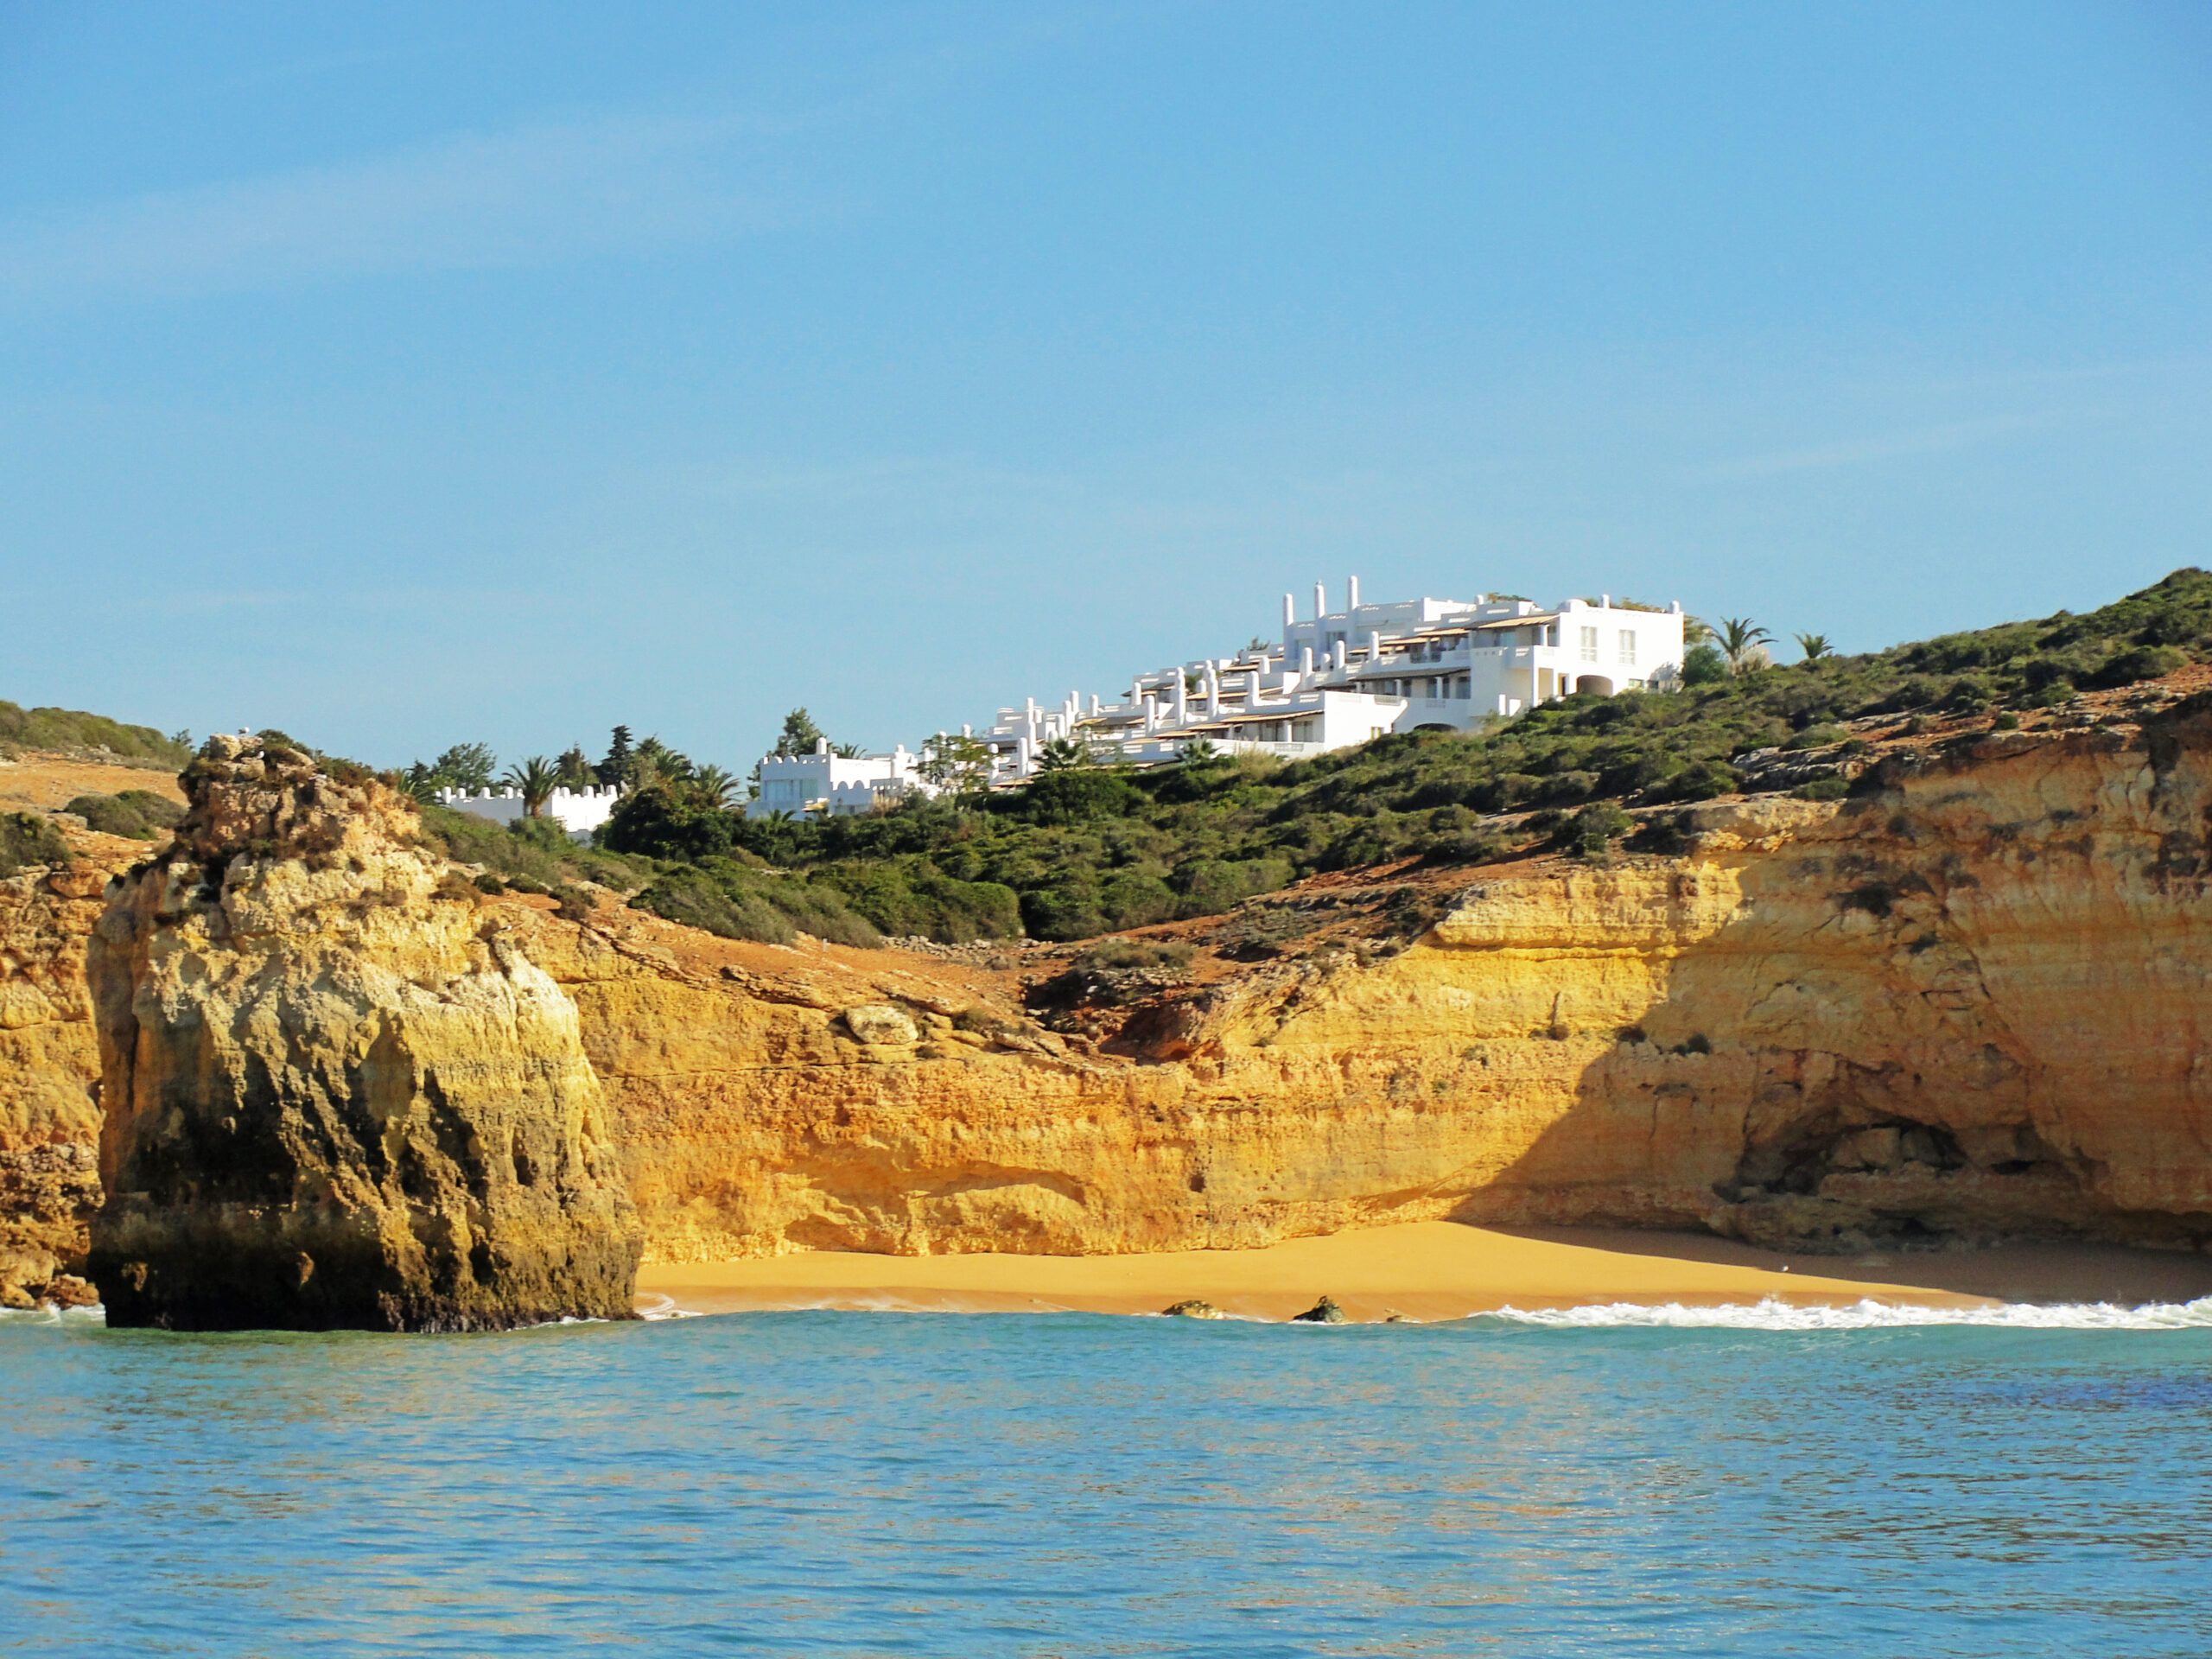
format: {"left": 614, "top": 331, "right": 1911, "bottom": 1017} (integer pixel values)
{"left": 1480, "top": 1296, "right": 2212, "bottom": 1332}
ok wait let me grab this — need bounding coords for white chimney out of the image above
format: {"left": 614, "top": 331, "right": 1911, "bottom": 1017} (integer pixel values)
{"left": 1313, "top": 581, "right": 1327, "bottom": 620}
{"left": 1332, "top": 639, "right": 1348, "bottom": 671}
{"left": 1348, "top": 575, "right": 1361, "bottom": 610}
{"left": 1367, "top": 629, "right": 1382, "bottom": 660}
{"left": 1282, "top": 592, "right": 1295, "bottom": 629}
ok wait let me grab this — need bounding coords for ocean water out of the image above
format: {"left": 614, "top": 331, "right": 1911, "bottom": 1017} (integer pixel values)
{"left": 3, "top": 1303, "right": 2210, "bottom": 1657}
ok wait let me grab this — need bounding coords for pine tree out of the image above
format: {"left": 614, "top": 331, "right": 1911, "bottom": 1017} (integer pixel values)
{"left": 597, "top": 725, "right": 634, "bottom": 786}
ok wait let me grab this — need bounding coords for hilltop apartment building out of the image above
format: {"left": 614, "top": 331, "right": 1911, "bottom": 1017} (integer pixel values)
{"left": 746, "top": 577, "right": 1688, "bottom": 814}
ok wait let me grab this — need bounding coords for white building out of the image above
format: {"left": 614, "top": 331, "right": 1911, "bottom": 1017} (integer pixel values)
{"left": 433, "top": 783, "right": 623, "bottom": 842}
{"left": 749, "top": 740, "right": 928, "bottom": 819}
{"left": 737, "top": 575, "right": 1689, "bottom": 806}
{"left": 969, "top": 578, "right": 1686, "bottom": 780}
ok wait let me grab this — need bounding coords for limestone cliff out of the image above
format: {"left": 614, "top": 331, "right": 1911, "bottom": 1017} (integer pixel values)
{"left": 85, "top": 737, "right": 641, "bottom": 1330}
{"left": 0, "top": 845, "right": 123, "bottom": 1306}
{"left": 533, "top": 703, "right": 2212, "bottom": 1261}
{"left": 5, "top": 702, "right": 2211, "bottom": 1311}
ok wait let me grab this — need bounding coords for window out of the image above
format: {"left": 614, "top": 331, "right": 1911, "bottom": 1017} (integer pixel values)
{"left": 1579, "top": 626, "right": 1599, "bottom": 663}
{"left": 1618, "top": 630, "right": 1637, "bottom": 665}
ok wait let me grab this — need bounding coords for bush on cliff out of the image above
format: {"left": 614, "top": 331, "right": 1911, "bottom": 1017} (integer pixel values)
{"left": 0, "top": 811, "right": 73, "bottom": 878}
{"left": 632, "top": 859, "right": 881, "bottom": 949}
{"left": 416, "top": 804, "right": 653, "bottom": 895}
{"left": 61, "top": 790, "right": 185, "bottom": 840}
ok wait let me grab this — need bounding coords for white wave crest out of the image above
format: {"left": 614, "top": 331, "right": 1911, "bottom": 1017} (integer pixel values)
{"left": 1483, "top": 1296, "right": 2212, "bottom": 1332}
{"left": 0, "top": 1302, "right": 105, "bottom": 1325}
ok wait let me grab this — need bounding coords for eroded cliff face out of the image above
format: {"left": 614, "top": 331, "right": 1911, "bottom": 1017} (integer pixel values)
{"left": 538, "top": 708, "right": 2212, "bottom": 1261}
{"left": 0, "top": 842, "right": 128, "bottom": 1306}
{"left": 85, "top": 737, "right": 641, "bottom": 1330}
{"left": 4, "top": 704, "right": 2209, "bottom": 1309}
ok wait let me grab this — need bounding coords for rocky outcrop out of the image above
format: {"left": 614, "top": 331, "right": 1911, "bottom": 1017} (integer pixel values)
{"left": 85, "top": 736, "right": 640, "bottom": 1330}
{"left": 0, "top": 844, "right": 124, "bottom": 1306}
{"left": 6, "top": 701, "right": 2212, "bottom": 1310}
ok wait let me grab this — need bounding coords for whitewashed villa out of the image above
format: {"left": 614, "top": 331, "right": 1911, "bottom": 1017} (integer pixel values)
{"left": 752, "top": 744, "right": 928, "bottom": 819}
{"left": 743, "top": 577, "right": 1688, "bottom": 817}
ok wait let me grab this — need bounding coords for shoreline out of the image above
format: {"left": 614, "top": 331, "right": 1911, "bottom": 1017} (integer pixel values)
{"left": 636, "top": 1220, "right": 2212, "bottom": 1322}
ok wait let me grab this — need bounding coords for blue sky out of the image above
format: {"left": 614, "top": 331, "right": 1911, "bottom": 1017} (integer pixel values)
{"left": 3, "top": 2, "right": 2207, "bottom": 771}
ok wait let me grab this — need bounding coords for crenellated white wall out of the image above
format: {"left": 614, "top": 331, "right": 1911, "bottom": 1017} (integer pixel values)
{"left": 433, "top": 783, "right": 622, "bottom": 842}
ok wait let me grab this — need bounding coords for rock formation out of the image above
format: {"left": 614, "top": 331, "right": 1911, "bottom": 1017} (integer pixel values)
{"left": 6, "top": 696, "right": 2212, "bottom": 1311}
{"left": 85, "top": 736, "right": 640, "bottom": 1330}
{"left": 0, "top": 842, "right": 118, "bottom": 1307}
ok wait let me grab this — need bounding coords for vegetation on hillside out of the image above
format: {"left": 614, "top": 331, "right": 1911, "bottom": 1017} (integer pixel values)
{"left": 590, "top": 568, "right": 2212, "bottom": 944}
{"left": 21, "top": 571, "right": 2207, "bottom": 951}
{"left": 0, "top": 702, "right": 190, "bottom": 767}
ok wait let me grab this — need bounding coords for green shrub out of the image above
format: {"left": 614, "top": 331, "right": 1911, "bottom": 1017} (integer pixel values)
{"left": 1565, "top": 802, "right": 1633, "bottom": 856}
{"left": 60, "top": 790, "right": 184, "bottom": 840}
{"left": 1680, "top": 645, "right": 1729, "bottom": 685}
{"left": 1792, "top": 777, "right": 1851, "bottom": 801}
{"left": 1171, "top": 855, "right": 1295, "bottom": 917}
{"left": 0, "top": 812, "right": 73, "bottom": 877}
{"left": 1007, "top": 768, "right": 1142, "bottom": 824}
{"left": 810, "top": 858, "right": 1021, "bottom": 942}
{"left": 631, "top": 860, "right": 880, "bottom": 948}
{"left": 2085, "top": 644, "right": 2186, "bottom": 690}
{"left": 601, "top": 788, "right": 737, "bottom": 861}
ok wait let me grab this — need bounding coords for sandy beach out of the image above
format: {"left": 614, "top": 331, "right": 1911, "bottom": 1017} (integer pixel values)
{"left": 636, "top": 1220, "right": 2212, "bottom": 1321}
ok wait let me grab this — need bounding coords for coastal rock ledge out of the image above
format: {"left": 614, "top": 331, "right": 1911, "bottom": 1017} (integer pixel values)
{"left": 86, "top": 735, "right": 642, "bottom": 1331}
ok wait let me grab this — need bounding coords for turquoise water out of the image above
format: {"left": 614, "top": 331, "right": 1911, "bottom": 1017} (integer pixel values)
{"left": 3, "top": 1306, "right": 2210, "bottom": 1656}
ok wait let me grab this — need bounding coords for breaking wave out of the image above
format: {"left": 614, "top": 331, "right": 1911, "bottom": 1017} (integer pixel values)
{"left": 1480, "top": 1296, "right": 2212, "bottom": 1332}
{"left": 0, "top": 1303, "right": 104, "bottom": 1325}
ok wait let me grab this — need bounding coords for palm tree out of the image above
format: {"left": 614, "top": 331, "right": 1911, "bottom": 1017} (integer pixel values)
{"left": 503, "top": 756, "right": 561, "bottom": 818}
{"left": 832, "top": 741, "right": 863, "bottom": 759}
{"left": 1795, "top": 632, "right": 1834, "bottom": 663}
{"left": 1682, "top": 615, "right": 1717, "bottom": 647}
{"left": 1719, "top": 617, "right": 1774, "bottom": 675}
{"left": 691, "top": 765, "right": 741, "bottom": 808}
{"left": 1034, "top": 737, "right": 1093, "bottom": 772}
{"left": 1178, "top": 738, "right": 1224, "bottom": 767}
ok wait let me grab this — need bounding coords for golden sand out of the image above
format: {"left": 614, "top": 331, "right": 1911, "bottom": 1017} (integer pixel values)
{"left": 637, "top": 1220, "right": 2212, "bottom": 1321}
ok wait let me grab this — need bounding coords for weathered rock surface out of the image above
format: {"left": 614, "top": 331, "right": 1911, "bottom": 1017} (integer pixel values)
{"left": 85, "top": 736, "right": 641, "bottom": 1330}
{"left": 0, "top": 840, "right": 130, "bottom": 1306}
{"left": 6, "top": 700, "right": 2212, "bottom": 1308}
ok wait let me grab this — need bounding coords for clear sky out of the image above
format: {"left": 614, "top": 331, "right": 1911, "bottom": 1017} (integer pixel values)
{"left": 3, "top": 2, "right": 2207, "bottom": 772}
